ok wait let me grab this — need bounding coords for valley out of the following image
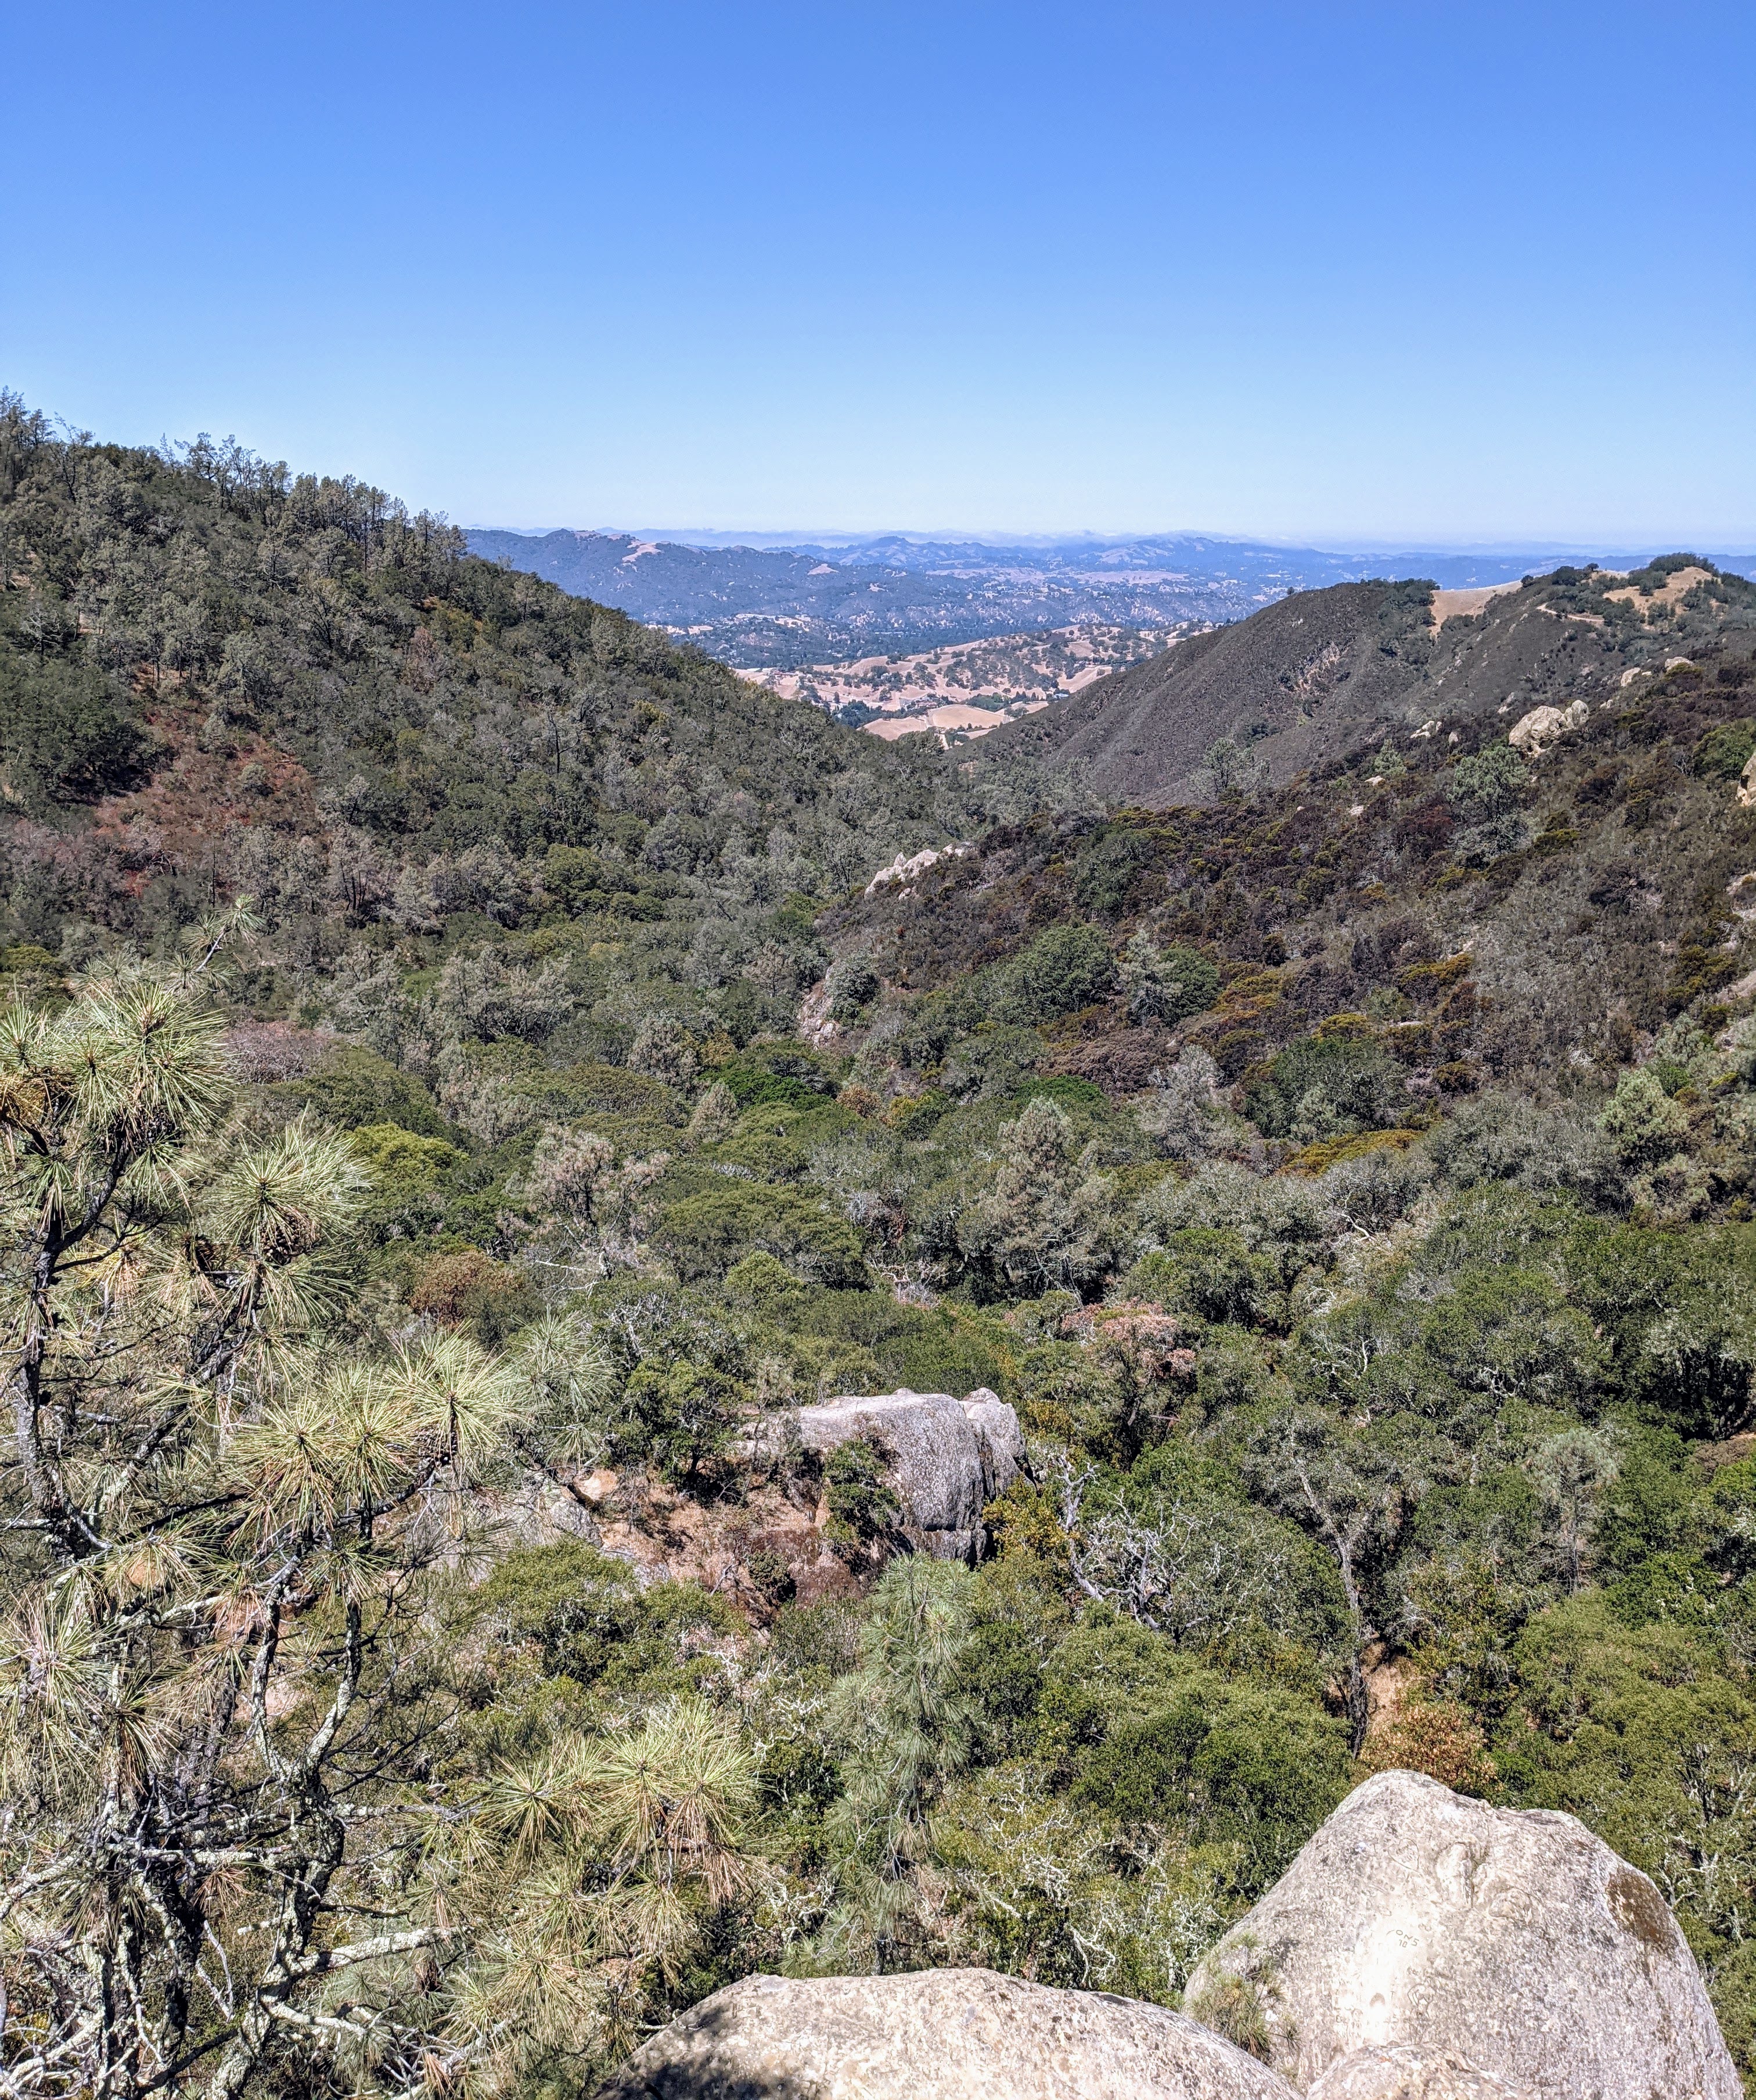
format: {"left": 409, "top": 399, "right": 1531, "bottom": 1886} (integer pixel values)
{"left": 3, "top": 396, "right": 1755, "bottom": 2100}
{"left": 739, "top": 621, "right": 1194, "bottom": 740}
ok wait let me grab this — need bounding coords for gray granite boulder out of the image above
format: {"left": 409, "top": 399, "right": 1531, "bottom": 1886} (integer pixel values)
{"left": 960, "top": 1386, "right": 1025, "bottom": 1500}
{"left": 795, "top": 1388, "right": 1021, "bottom": 1560}
{"left": 1307, "top": 2045, "right": 1527, "bottom": 2099}
{"left": 592, "top": 1966, "right": 1297, "bottom": 2099}
{"left": 1184, "top": 1768, "right": 1739, "bottom": 2099}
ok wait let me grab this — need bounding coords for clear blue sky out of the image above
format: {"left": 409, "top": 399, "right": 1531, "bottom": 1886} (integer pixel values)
{"left": 6, "top": 1, "right": 1753, "bottom": 544}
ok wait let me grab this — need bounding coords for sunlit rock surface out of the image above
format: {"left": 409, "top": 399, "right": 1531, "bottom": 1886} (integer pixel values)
{"left": 1185, "top": 1768, "right": 1739, "bottom": 2099}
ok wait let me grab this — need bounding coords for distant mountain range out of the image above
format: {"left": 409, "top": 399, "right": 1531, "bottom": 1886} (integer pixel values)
{"left": 465, "top": 526, "right": 1756, "bottom": 671}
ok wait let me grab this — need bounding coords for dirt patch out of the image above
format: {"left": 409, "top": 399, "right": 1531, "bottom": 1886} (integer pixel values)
{"left": 1604, "top": 564, "right": 1715, "bottom": 614}
{"left": 1363, "top": 1647, "right": 1417, "bottom": 1738}
{"left": 570, "top": 1468, "right": 848, "bottom": 1620}
{"left": 1694, "top": 1430, "right": 1756, "bottom": 1475}
{"left": 90, "top": 693, "right": 320, "bottom": 883}
{"left": 1430, "top": 583, "right": 1521, "bottom": 630}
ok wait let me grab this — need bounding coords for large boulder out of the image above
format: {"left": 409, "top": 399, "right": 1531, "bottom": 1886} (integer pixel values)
{"left": 1185, "top": 1768, "right": 1739, "bottom": 2099}
{"left": 795, "top": 1388, "right": 1022, "bottom": 1560}
{"left": 592, "top": 1967, "right": 1297, "bottom": 2099}
{"left": 961, "top": 1386, "right": 1026, "bottom": 1498}
{"left": 1507, "top": 699, "right": 1587, "bottom": 755}
{"left": 1307, "top": 2044, "right": 1527, "bottom": 2099}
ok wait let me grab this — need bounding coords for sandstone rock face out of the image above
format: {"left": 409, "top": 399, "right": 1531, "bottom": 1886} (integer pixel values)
{"left": 592, "top": 1967, "right": 1297, "bottom": 2100}
{"left": 1185, "top": 1768, "right": 1739, "bottom": 2100}
{"left": 795, "top": 1388, "right": 1022, "bottom": 1560}
{"left": 1307, "top": 2043, "right": 1527, "bottom": 2099}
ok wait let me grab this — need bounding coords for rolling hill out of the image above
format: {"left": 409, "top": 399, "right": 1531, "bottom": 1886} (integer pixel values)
{"left": 467, "top": 526, "right": 1675, "bottom": 674}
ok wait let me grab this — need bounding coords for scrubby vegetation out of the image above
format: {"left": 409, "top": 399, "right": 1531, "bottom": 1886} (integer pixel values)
{"left": 3, "top": 397, "right": 1755, "bottom": 2095}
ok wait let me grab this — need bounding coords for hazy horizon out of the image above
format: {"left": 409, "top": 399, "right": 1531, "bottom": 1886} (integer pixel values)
{"left": 465, "top": 522, "right": 1756, "bottom": 563}
{"left": 7, "top": 1, "right": 1751, "bottom": 546}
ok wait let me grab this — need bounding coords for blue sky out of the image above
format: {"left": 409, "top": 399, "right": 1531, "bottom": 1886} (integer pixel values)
{"left": 6, "top": 1, "right": 1753, "bottom": 543}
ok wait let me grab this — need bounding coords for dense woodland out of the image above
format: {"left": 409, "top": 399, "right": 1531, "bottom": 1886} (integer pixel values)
{"left": 2, "top": 394, "right": 1755, "bottom": 2098}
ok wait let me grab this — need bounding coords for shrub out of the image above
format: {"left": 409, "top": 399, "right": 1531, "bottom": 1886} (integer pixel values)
{"left": 409, "top": 1249, "right": 537, "bottom": 1345}
{"left": 286, "top": 1044, "right": 448, "bottom": 1136}
{"left": 657, "top": 1184, "right": 866, "bottom": 1285}
{"left": 620, "top": 1355, "right": 743, "bottom": 1481}
{"left": 1073, "top": 828, "right": 1154, "bottom": 919}
{"left": 1243, "top": 1030, "right": 1405, "bottom": 1141}
{"left": 1073, "top": 1680, "right": 1350, "bottom": 1891}
{"left": 1425, "top": 1091, "right": 1610, "bottom": 1198}
{"left": 940, "top": 1024, "right": 1046, "bottom": 1102}
{"left": 1445, "top": 740, "right": 1529, "bottom": 864}
{"left": 825, "top": 1435, "right": 902, "bottom": 1561}
{"left": 1019, "top": 1073, "right": 1106, "bottom": 1110}
{"left": 349, "top": 1122, "right": 460, "bottom": 1240}
{"left": 725, "top": 1249, "right": 810, "bottom": 1314}
{"left": 827, "top": 951, "right": 881, "bottom": 1020}
{"left": 998, "top": 924, "right": 1117, "bottom": 1023}
{"left": 955, "top": 1097, "right": 1121, "bottom": 1296}
{"left": 1185, "top": 1951, "right": 1278, "bottom": 2062}
{"left": 1122, "top": 931, "right": 1221, "bottom": 1025}
{"left": 805, "top": 1292, "right": 1010, "bottom": 1396}
{"left": 0, "top": 642, "right": 148, "bottom": 808}
{"left": 628, "top": 1013, "right": 699, "bottom": 1085}
{"left": 718, "top": 1049, "right": 838, "bottom": 1109}
{"left": 1361, "top": 1698, "right": 1496, "bottom": 1794}
{"left": 1131, "top": 1231, "right": 1266, "bottom": 1328}
{"left": 1694, "top": 719, "right": 1756, "bottom": 781}
{"left": 1599, "top": 1067, "right": 1689, "bottom": 1170}
{"left": 472, "top": 1541, "right": 733, "bottom": 1692}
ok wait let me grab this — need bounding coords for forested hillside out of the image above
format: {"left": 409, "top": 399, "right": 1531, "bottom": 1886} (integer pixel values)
{"left": 2, "top": 395, "right": 1754, "bottom": 2098}
{"left": 0, "top": 394, "right": 945, "bottom": 965}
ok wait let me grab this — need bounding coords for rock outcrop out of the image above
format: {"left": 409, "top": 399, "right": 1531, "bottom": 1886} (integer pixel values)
{"left": 1307, "top": 2044, "right": 1527, "bottom": 2099}
{"left": 1184, "top": 1768, "right": 1739, "bottom": 2099}
{"left": 594, "top": 1772, "right": 1736, "bottom": 2098}
{"left": 959, "top": 1386, "right": 1026, "bottom": 1498}
{"left": 864, "top": 842, "right": 974, "bottom": 897}
{"left": 592, "top": 1968, "right": 1296, "bottom": 2100}
{"left": 794, "top": 1388, "right": 1023, "bottom": 1560}
{"left": 1507, "top": 698, "right": 1588, "bottom": 754}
